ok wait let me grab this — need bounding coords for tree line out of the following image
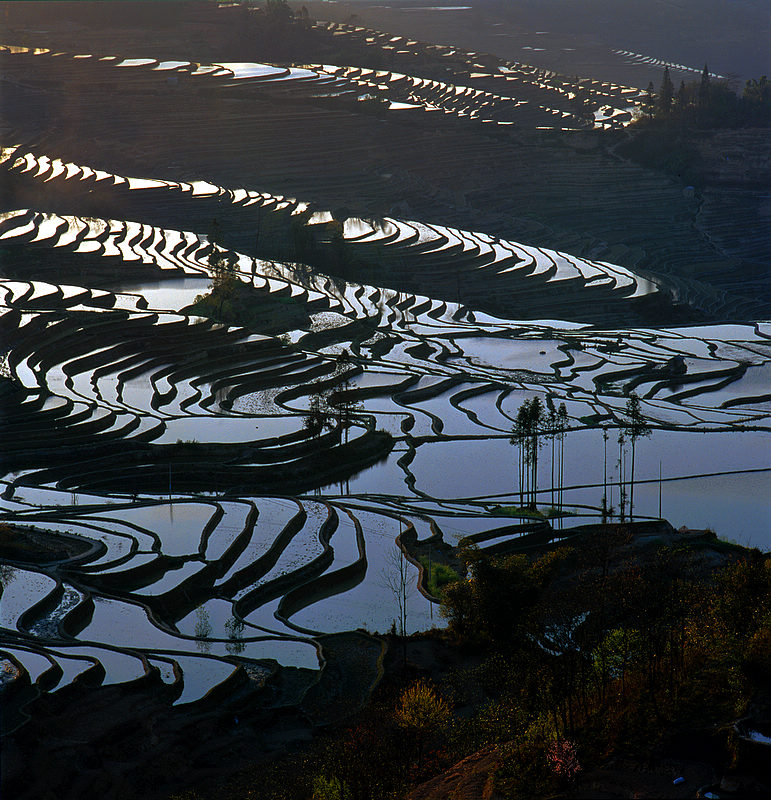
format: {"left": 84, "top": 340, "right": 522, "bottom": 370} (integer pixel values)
{"left": 509, "top": 393, "right": 651, "bottom": 523}
{"left": 641, "top": 64, "right": 771, "bottom": 127}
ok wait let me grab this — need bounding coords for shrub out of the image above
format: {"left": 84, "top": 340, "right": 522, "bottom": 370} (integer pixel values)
{"left": 493, "top": 725, "right": 557, "bottom": 800}
{"left": 396, "top": 680, "right": 451, "bottom": 771}
{"left": 742, "top": 627, "right": 771, "bottom": 683}
{"left": 418, "top": 558, "right": 460, "bottom": 597}
{"left": 311, "top": 775, "right": 351, "bottom": 800}
{"left": 546, "top": 739, "right": 582, "bottom": 781}
{"left": 396, "top": 680, "right": 451, "bottom": 734}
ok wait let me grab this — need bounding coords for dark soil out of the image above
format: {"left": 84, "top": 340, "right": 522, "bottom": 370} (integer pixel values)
{"left": 0, "top": 523, "right": 94, "bottom": 564}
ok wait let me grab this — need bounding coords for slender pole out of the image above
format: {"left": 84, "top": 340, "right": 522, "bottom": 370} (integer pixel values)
{"left": 630, "top": 438, "right": 636, "bottom": 519}
{"left": 551, "top": 423, "right": 555, "bottom": 509}
{"left": 659, "top": 460, "right": 662, "bottom": 519}
{"left": 428, "top": 546, "right": 433, "bottom": 620}
{"left": 602, "top": 427, "right": 608, "bottom": 522}
{"left": 609, "top": 453, "right": 614, "bottom": 518}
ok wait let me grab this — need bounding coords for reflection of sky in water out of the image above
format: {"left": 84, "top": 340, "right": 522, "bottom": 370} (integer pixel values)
{"left": 622, "top": 471, "right": 769, "bottom": 550}
{"left": 116, "top": 277, "right": 210, "bottom": 311}
{"left": 96, "top": 502, "right": 215, "bottom": 558}
{"left": 0, "top": 647, "right": 52, "bottom": 684}
{"left": 353, "top": 428, "right": 769, "bottom": 548}
{"left": 213, "top": 63, "right": 285, "bottom": 79}
{"left": 154, "top": 415, "right": 303, "bottom": 444}
{"left": 4, "top": 219, "right": 770, "bottom": 709}
{"left": 291, "top": 510, "right": 436, "bottom": 635}
{"left": 563, "top": 471, "right": 770, "bottom": 550}
{"left": 0, "top": 568, "right": 57, "bottom": 629}
{"left": 82, "top": 596, "right": 318, "bottom": 670}
{"left": 448, "top": 337, "right": 561, "bottom": 373}
{"left": 4, "top": 46, "right": 770, "bottom": 724}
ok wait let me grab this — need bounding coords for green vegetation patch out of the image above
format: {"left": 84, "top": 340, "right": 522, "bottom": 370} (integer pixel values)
{"left": 417, "top": 557, "right": 461, "bottom": 598}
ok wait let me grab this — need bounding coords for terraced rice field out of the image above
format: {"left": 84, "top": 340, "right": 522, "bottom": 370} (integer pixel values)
{"left": 0, "top": 7, "right": 768, "bottom": 774}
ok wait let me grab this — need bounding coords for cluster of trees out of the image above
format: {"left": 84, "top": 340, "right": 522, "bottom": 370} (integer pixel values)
{"left": 606, "top": 393, "right": 651, "bottom": 522}
{"left": 235, "top": 677, "right": 453, "bottom": 800}
{"left": 303, "top": 352, "right": 362, "bottom": 443}
{"left": 510, "top": 393, "right": 651, "bottom": 522}
{"left": 187, "top": 219, "right": 310, "bottom": 332}
{"left": 215, "top": 1, "right": 319, "bottom": 62}
{"left": 510, "top": 396, "right": 568, "bottom": 512}
{"left": 641, "top": 65, "right": 771, "bottom": 127}
{"left": 225, "top": 0, "right": 308, "bottom": 25}
{"left": 301, "top": 352, "right": 364, "bottom": 492}
{"left": 264, "top": 0, "right": 293, "bottom": 23}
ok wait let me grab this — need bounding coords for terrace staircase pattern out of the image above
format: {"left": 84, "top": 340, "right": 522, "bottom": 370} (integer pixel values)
{"left": 1, "top": 153, "right": 769, "bottom": 722}
{"left": 0, "top": 21, "right": 769, "bottom": 788}
{"left": 1, "top": 144, "right": 759, "bottom": 324}
{"left": 1, "top": 42, "right": 763, "bottom": 315}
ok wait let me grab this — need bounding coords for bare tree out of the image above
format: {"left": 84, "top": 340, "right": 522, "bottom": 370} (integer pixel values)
{"left": 381, "top": 540, "right": 415, "bottom": 667}
{"left": 382, "top": 545, "right": 412, "bottom": 638}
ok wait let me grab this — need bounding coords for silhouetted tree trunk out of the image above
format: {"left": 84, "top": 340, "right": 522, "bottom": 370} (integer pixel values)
{"left": 602, "top": 425, "right": 609, "bottom": 522}
{"left": 659, "top": 66, "right": 674, "bottom": 114}
{"left": 699, "top": 64, "right": 711, "bottom": 108}
{"left": 625, "top": 392, "right": 651, "bottom": 519}
{"left": 617, "top": 430, "right": 626, "bottom": 522}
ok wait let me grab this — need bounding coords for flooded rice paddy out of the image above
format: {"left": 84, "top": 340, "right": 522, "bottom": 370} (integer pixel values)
{"left": 0, "top": 41, "right": 768, "bottom": 716}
